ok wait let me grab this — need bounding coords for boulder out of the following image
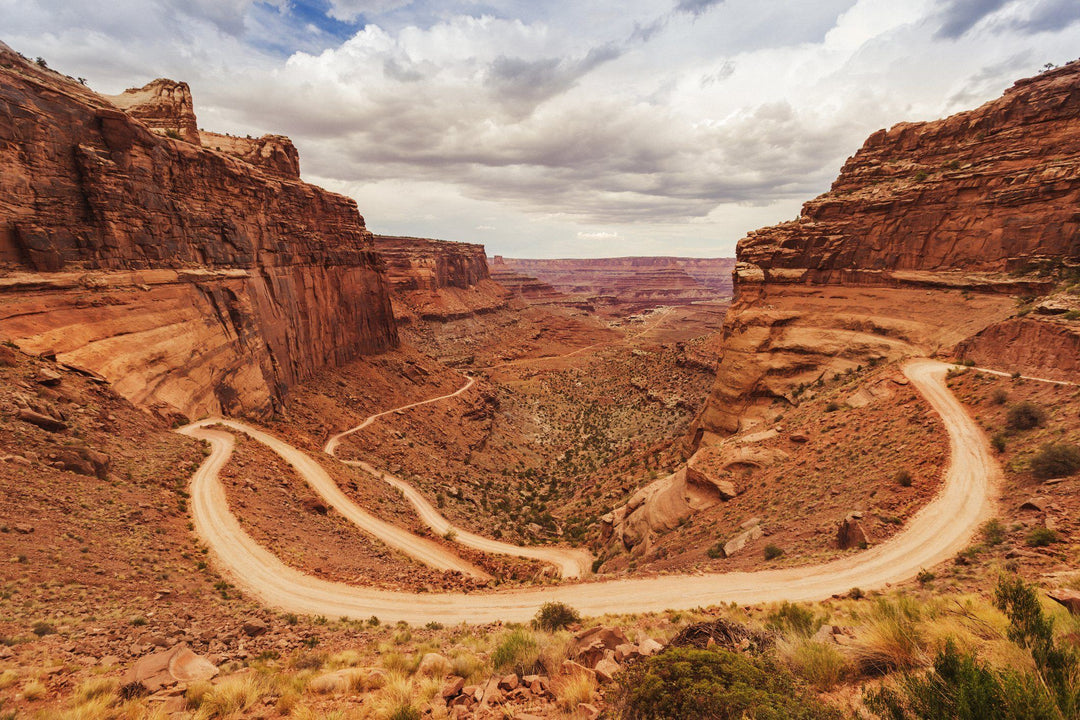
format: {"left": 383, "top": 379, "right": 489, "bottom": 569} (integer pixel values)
{"left": 1047, "top": 589, "right": 1080, "bottom": 615}
{"left": 637, "top": 637, "right": 664, "bottom": 657}
{"left": 0, "top": 344, "right": 16, "bottom": 367}
{"left": 593, "top": 657, "right": 621, "bottom": 683}
{"left": 441, "top": 675, "right": 465, "bottom": 698}
{"left": 300, "top": 497, "right": 329, "bottom": 515}
{"left": 837, "top": 514, "right": 869, "bottom": 550}
{"left": 1019, "top": 497, "right": 1046, "bottom": 512}
{"left": 16, "top": 408, "right": 67, "bottom": 432}
{"left": 35, "top": 367, "right": 62, "bottom": 386}
{"left": 122, "top": 644, "right": 217, "bottom": 693}
{"left": 722, "top": 524, "right": 764, "bottom": 558}
{"left": 241, "top": 618, "right": 268, "bottom": 637}
{"left": 498, "top": 673, "right": 519, "bottom": 691}
{"left": 417, "top": 652, "right": 449, "bottom": 677}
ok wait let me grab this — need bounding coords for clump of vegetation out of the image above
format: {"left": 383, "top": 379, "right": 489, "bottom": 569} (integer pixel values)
{"left": 1005, "top": 401, "right": 1047, "bottom": 431}
{"left": 895, "top": 469, "right": 913, "bottom": 488}
{"left": 31, "top": 621, "right": 56, "bottom": 637}
{"left": 535, "top": 601, "right": 580, "bottom": 631}
{"left": 991, "top": 433, "right": 1008, "bottom": 453}
{"left": 613, "top": 647, "right": 838, "bottom": 719}
{"left": 825, "top": 402, "right": 841, "bottom": 413}
{"left": 766, "top": 602, "right": 817, "bottom": 637}
{"left": 1029, "top": 442, "right": 1080, "bottom": 480}
{"left": 992, "top": 388, "right": 1009, "bottom": 405}
{"left": 763, "top": 544, "right": 784, "bottom": 561}
{"left": 868, "top": 575, "right": 1080, "bottom": 719}
{"left": 981, "top": 518, "right": 1006, "bottom": 546}
{"left": 492, "top": 628, "right": 543, "bottom": 676}
{"left": 1026, "top": 527, "right": 1060, "bottom": 547}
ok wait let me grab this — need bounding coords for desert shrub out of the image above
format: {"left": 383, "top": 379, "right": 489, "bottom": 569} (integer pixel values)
{"left": 1006, "top": 402, "right": 1046, "bottom": 431}
{"left": 706, "top": 542, "right": 724, "bottom": 559}
{"left": 825, "top": 402, "right": 841, "bottom": 413}
{"left": 191, "top": 676, "right": 263, "bottom": 719}
{"left": 535, "top": 601, "right": 579, "bottom": 631}
{"left": 866, "top": 640, "right": 1059, "bottom": 720}
{"left": 613, "top": 647, "right": 838, "bottom": 719}
{"left": 1026, "top": 527, "right": 1060, "bottom": 547}
{"left": 766, "top": 601, "right": 818, "bottom": 638}
{"left": 981, "top": 519, "right": 1006, "bottom": 546}
{"left": 895, "top": 470, "right": 913, "bottom": 488}
{"left": 916, "top": 569, "right": 936, "bottom": 585}
{"left": 991, "top": 433, "right": 1008, "bottom": 453}
{"left": 31, "top": 621, "right": 56, "bottom": 637}
{"left": 555, "top": 670, "right": 597, "bottom": 712}
{"left": 781, "top": 639, "right": 849, "bottom": 690}
{"left": 992, "top": 388, "right": 1009, "bottom": 405}
{"left": 995, "top": 574, "right": 1080, "bottom": 717}
{"left": 492, "top": 628, "right": 543, "bottom": 675}
{"left": 849, "top": 599, "right": 927, "bottom": 676}
{"left": 1029, "top": 442, "right": 1080, "bottom": 480}
{"left": 763, "top": 544, "right": 784, "bottom": 561}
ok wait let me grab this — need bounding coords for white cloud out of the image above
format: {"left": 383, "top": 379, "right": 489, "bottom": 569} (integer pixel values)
{"left": 2, "top": 0, "right": 1080, "bottom": 257}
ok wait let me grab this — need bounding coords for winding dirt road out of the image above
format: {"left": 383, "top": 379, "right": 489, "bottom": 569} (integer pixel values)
{"left": 324, "top": 376, "right": 593, "bottom": 578}
{"left": 179, "top": 358, "right": 999, "bottom": 624}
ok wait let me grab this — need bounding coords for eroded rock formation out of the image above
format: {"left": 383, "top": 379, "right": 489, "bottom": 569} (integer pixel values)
{"left": 494, "top": 257, "right": 734, "bottom": 309}
{"left": 695, "top": 62, "right": 1080, "bottom": 441}
{"left": 0, "top": 47, "right": 397, "bottom": 419}
{"left": 374, "top": 236, "right": 510, "bottom": 322}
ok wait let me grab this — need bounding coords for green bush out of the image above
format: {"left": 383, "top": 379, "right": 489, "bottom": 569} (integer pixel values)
{"left": 613, "top": 647, "right": 838, "bottom": 719}
{"left": 766, "top": 601, "right": 817, "bottom": 637}
{"left": 1026, "top": 527, "right": 1060, "bottom": 547}
{"left": 534, "top": 602, "right": 580, "bottom": 631}
{"left": 492, "top": 628, "right": 542, "bottom": 676}
{"left": 981, "top": 519, "right": 1006, "bottom": 546}
{"left": 763, "top": 544, "right": 784, "bottom": 561}
{"left": 1029, "top": 442, "right": 1080, "bottom": 480}
{"left": 1005, "top": 402, "right": 1047, "bottom": 431}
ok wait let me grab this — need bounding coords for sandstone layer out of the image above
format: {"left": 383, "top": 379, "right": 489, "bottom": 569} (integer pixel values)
{"left": 695, "top": 62, "right": 1080, "bottom": 441}
{"left": 0, "top": 47, "right": 397, "bottom": 419}
{"left": 493, "top": 256, "right": 734, "bottom": 309}
{"left": 374, "top": 236, "right": 510, "bottom": 322}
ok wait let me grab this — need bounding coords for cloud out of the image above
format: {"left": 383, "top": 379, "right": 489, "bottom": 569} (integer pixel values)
{"left": 934, "top": 0, "right": 1011, "bottom": 38}
{"left": 578, "top": 231, "right": 619, "bottom": 240}
{"left": 676, "top": 0, "right": 725, "bottom": 17}
{"left": 325, "top": 0, "right": 414, "bottom": 23}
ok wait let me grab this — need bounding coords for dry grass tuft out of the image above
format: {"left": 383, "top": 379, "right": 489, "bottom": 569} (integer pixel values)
{"left": 191, "top": 675, "right": 263, "bottom": 719}
{"left": 553, "top": 670, "right": 596, "bottom": 712}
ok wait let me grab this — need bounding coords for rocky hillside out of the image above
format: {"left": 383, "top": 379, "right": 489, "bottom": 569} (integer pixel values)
{"left": 494, "top": 256, "right": 734, "bottom": 309}
{"left": 0, "top": 44, "right": 397, "bottom": 420}
{"left": 695, "top": 61, "right": 1080, "bottom": 441}
{"left": 373, "top": 235, "right": 510, "bottom": 322}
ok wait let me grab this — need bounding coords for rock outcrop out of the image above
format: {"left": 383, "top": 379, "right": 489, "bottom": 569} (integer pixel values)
{"left": 0, "top": 47, "right": 397, "bottom": 419}
{"left": 493, "top": 257, "right": 734, "bottom": 309}
{"left": 374, "top": 236, "right": 510, "bottom": 322}
{"left": 695, "top": 62, "right": 1080, "bottom": 440}
{"left": 201, "top": 131, "right": 301, "bottom": 178}
{"left": 488, "top": 256, "right": 573, "bottom": 305}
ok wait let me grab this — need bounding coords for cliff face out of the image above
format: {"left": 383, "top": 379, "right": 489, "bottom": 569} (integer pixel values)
{"left": 0, "top": 47, "right": 398, "bottom": 419}
{"left": 494, "top": 257, "right": 734, "bottom": 309}
{"left": 373, "top": 236, "right": 509, "bottom": 322}
{"left": 695, "top": 62, "right": 1080, "bottom": 441}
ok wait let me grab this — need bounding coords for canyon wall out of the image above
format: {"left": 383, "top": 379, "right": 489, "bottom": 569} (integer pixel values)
{"left": 493, "top": 256, "right": 734, "bottom": 309}
{"left": 374, "top": 236, "right": 510, "bottom": 322}
{"left": 0, "top": 45, "right": 397, "bottom": 419}
{"left": 695, "top": 61, "right": 1080, "bottom": 441}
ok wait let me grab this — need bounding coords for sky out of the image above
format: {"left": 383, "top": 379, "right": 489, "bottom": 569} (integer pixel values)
{"left": 2, "top": 1, "right": 1079, "bottom": 258}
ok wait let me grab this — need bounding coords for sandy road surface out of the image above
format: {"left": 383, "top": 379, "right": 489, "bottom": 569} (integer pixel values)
{"left": 179, "top": 359, "right": 999, "bottom": 624}
{"left": 180, "top": 419, "right": 490, "bottom": 580}
{"left": 324, "top": 375, "right": 593, "bottom": 578}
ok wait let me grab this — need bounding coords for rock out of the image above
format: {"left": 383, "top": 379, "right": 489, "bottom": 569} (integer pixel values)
{"left": 16, "top": 409, "right": 67, "bottom": 432}
{"left": 0, "top": 344, "right": 16, "bottom": 366}
{"left": 1019, "top": 497, "right": 1046, "bottom": 512}
{"left": 790, "top": 433, "right": 810, "bottom": 443}
{"left": 722, "top": 524, "right": 764, "bottom": 558}
{"left": 441, "top": 676, "right": 465, "bottom": 698}
{"left": 0, "top": 48, "right": 399, "bottom": 421}
{"left": 637, "top": 637, "right": 664, "bottom": 656}
{"left": 593, "top": 657, "right": 621, "bottom": 683}
{"left": 837, "top": 514, "right": 870, "bottom": 550}
{"left": 498, "top": 673, "right": 519, "bottom": 691}
{"left": 300, "top": 498, "right": 329, "bottom": 515}
{"left": 577, "top": 702, "right": 600, "bottom": 719}
{"left": 561, "top": 660, "right": 596, "bottom": 681}
{"left": 35, "top": 367, "right": 62, "bottom": 386}
{"left": 573, "top": 626, "right": 629, "bottom": 667}
{"left": 417, "top": 652, "right": 449, "bottom": 677}
{"left": 614, "top": 643, "right": 640, "bottom": 662}
{"left": 479, "top": 677, "right": 503, "bottom": 706}
{"left": 13, "top": 524, "right": 34, "bottom": 534}
{"left": 241, "top": 618, "right": 268, "bottom": 637}
{"left": 123, "top": 644, "right": 217, "bottom": 693}
{"left": 1047, "top": 589, "right": 1080, "bottom": 615}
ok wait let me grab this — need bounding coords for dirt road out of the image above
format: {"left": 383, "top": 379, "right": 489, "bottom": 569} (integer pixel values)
{"left": 180, "top": 419, "right": 491, "bottom": 580}
{"left": 179, "top": 359, "right": 998, "bottom": 624}
{"left": 323, "top": 374, "right": 593, "bottom": 578}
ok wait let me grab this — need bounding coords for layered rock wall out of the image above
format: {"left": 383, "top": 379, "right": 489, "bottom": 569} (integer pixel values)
{"left": 695, "top": 62, "right": 1080, "bottom": 441}
{"left": 374, "top": 236, "right": 509, "bottom": 322}
{"left": 0, "top": 47, "right": 397, "bottom": 419}
{"left": 495, "top": 257, "right": 734, "bottom": 309}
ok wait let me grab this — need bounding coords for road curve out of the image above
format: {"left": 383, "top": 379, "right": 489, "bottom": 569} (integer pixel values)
{"left": 324, "top": 376, "right": 593, "bottom": 578}
{"left": 180, "top": 419, "right": 491, "bottom": 580}
{"left": 178, "top": 359, "right": 999, "bottom": 624}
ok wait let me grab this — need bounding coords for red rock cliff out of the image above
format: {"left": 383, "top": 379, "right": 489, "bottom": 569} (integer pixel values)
{"left": 695, "top": 62, "right": 1080, "bottom": 441}
{"left": 0, "top": 46, "right": 398, "bottom": 419}
{"left": 373, "top": 235, "right": 509, "bottom": 322}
